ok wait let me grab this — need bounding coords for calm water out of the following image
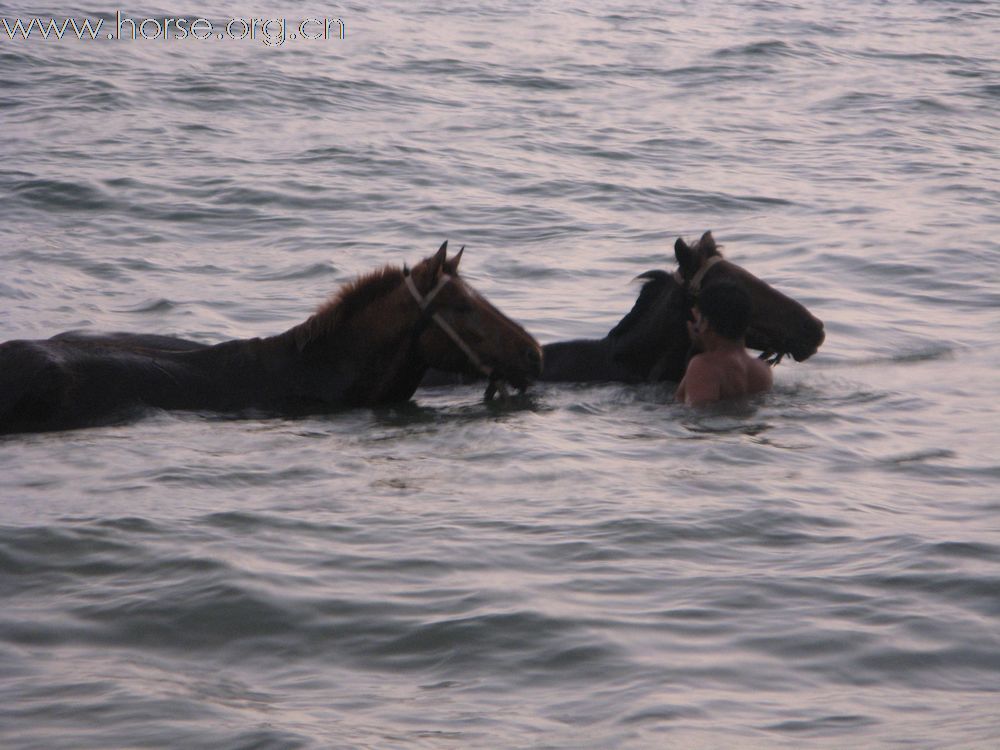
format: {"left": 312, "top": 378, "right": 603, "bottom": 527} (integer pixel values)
{"left": 2, "top": 1, "right": 999, "bottom": 747}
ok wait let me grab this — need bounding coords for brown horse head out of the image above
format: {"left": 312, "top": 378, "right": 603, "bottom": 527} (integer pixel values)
{"left": 402, "top": 242, "right": 542, "bottom": 391}
{"left": 674, "top": 231, "right": 825, "bottom": 362}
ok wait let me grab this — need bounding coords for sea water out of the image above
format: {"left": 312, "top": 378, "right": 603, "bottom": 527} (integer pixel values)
{"left": 1, "top": 1, "right": 998, "bottom": 747}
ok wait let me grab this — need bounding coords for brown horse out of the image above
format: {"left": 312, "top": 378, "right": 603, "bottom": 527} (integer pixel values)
{"left": 0, "top": 243, "right": 542, "bottom": 434}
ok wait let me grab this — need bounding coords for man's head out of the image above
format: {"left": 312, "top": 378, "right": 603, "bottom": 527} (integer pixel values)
{"left": 694, "top": 281, "right": 752, "bottom": 340}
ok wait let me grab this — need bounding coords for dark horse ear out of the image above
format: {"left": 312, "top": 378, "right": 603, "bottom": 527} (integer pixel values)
{"left": 699, "top": 231, "right": 717, "bottom": 254}
{"left": 674, "top": 237, "right": 700, "bottom": 279}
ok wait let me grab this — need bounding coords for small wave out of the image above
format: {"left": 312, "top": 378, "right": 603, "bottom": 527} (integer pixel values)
{"left": 621, "top": 703, "right": 706, "bottom": 725}
{"left": 138, "top": 464, "right": 332, "bottom": 489}
{"left": 901, "top": 96, "right": 957, "bottom": 113}
{"left": 857, "top": 50, "right": 976, "bottom": 66}
{"left": 71, "top": 579, "right": 302, "bottom": 652}
{"left": 860, "top": 572, "right": 1000, "bottom": 618}
{"left": 246, "top": 262, "right": 339, "bottom": 281}
{"left": 114, "top": 298, "right": 177, "bottom": 314}
{"left": 405, "top": 58, "right": 577, "bottom": 91}
{"left": 0, "top": 524, "right": 141, "bottom": 582}
{"left": 889, "top": 345, "right": 956, "bottom": 364}
{"left": 714, "top": 40, "right": 800, "bottom": 59}
{"left": 200, "top": 511, "right": 356, "bottom": 538}
{"left": 930, "top": 540, "right": 1000, "bottom": 562}
{"left": 766, "top": 714, "right": 878, "bottom": 735}
{"left": 878, "top": 449, "right": 956, "bottom": 467}
{"left": 91, "top": 516, "right": 164, "bottom": 534}
{"left": 296, "top": 145, "right": 354, "bottom": 163}
{"left": 666, "top": 63, "right": 774, "bottom": 88}
{"left": 829, "top": 344, "right": 956, "bottom": 368}
{"left": 852, "top": 645, "right": 1000, "bottom": 688}
{"left": 12, "top": 178, "right": 115, "bottom": 212}
{"left": 505, "top": 180, "right": 797, "bottom": 213}
{"left": 589, "top": 509, "right": 850, "bottom": 551}
{"left": 0, "top": 282, "right": 33, "bottom": 300}
{"left": 974, "top": 83, "right": 1000, "bottom": 99}
{"left": 480, "top": 258, "right": 563, "bottom": 280}
{"left": 177, "top": 122, "right": 233, "bottom": 137}
{"left": 368, "top": 610, "right": 625, "bottom": 679}
{"left": 476, "top": 71, "right": 577, "bottom": 91}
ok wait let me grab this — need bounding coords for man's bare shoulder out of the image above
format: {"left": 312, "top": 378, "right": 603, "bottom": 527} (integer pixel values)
{"left": 677, "top": 353, "right": 722, "bottom": 406}
{"left": 746, "top": 354, "right": 774, "bottom": 393}
{"left": 679, "top": 349, "right": 772, "bottom": 406}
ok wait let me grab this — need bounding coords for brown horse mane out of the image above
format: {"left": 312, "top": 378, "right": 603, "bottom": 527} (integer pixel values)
{"left": 291, "top": 264, "right": 406, "bottom": 351}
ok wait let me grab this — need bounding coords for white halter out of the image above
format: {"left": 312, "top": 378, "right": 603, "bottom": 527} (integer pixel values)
{"left": 404, "top": 273, "right": 494, "bottom": 379}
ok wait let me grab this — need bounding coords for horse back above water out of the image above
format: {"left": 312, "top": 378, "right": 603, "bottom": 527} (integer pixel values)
{"left": 0, "top": 243, "right": 543, "bottom": 434}
{"left": 540, "top": 232, "right": 825, "bottom": 383}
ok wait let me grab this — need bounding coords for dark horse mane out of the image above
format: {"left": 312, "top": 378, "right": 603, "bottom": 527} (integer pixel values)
{"left": 600, "top": 238, "right": 726, "bottom": 378}
{"left": 606, "top": 270, "right": 674, "bottom": 340}
{"left": 597, "top": 268, "right": 690, "bottom": 382}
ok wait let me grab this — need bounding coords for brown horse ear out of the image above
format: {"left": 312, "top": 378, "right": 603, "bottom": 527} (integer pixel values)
{"left": 431, "top": 241, "right": 448, "bottom": 276}
{"left": 451, "top": 245, "right": 464, "bottom": 270}
{"left": 674, "top": 237, "right": 699, "bottom": 278}
{"left": 700, "top": 231, "right": 717, "bottom": 253}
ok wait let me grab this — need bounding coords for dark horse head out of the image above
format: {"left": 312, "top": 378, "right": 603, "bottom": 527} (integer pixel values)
{"left": 672, "top": 231, "right": 825, "bottom": 363}
{"left": 0, "top": 242, "right": 543, "bottom": 433}
{"left": 573, "top": 231, "right": 825, "bottom": 383}
{"left": 609, "top": 232, "right": 825, "bottom": 381}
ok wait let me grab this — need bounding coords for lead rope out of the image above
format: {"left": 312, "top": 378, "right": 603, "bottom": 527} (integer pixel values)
{"left": 404, "top": 273, "right": 495, "bottom": 381}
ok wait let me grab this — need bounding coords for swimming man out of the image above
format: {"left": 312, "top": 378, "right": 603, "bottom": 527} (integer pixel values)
{"left": 675, "top": 281, "right": 773, "bottom": 406}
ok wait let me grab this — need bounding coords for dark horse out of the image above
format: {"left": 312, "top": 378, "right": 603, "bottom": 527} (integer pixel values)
{"left": 424, "top": 231, "right": 824, "bottom": 387}
{"left": 0, "top": 243, "right": 543, "bottom": 434}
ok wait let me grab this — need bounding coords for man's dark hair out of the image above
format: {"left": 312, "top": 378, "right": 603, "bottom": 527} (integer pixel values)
{"left": 696, "top": 281, "right": 752, "bottom": 339}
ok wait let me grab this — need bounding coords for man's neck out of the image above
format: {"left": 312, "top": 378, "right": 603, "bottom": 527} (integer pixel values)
{"left": 698, "top": 329, "right": 746, "bottom": 354}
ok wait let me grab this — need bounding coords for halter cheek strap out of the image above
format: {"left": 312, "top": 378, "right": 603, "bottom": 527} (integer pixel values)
{"left": 404, "top": 273, "right": 494, "bottom": 379}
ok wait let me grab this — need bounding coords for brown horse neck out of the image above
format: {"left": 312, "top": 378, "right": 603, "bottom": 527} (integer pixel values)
{"left": 263, "top": 276, "right": 429, "bottom": 405}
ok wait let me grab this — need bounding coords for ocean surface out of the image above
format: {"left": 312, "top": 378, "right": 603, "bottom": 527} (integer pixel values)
{"left": 2, "top": 1, "right": 998, "bottom": 747}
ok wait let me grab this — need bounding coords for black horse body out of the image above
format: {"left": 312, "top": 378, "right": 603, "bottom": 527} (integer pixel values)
{"left": 0, "top": 329, "right": 371, "bottom": 434}
{"left": 538, "top": 270, "right": 690, "bottom": 383}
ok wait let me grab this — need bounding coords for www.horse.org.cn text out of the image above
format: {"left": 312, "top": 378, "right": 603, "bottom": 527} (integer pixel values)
{"left": 1, "top": 14, "right": 346, "bottom": 45}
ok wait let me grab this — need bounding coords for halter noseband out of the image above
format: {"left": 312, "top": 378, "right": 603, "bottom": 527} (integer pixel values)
{"left": 404, "top": 272, "right": 494, "bottom": 380}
